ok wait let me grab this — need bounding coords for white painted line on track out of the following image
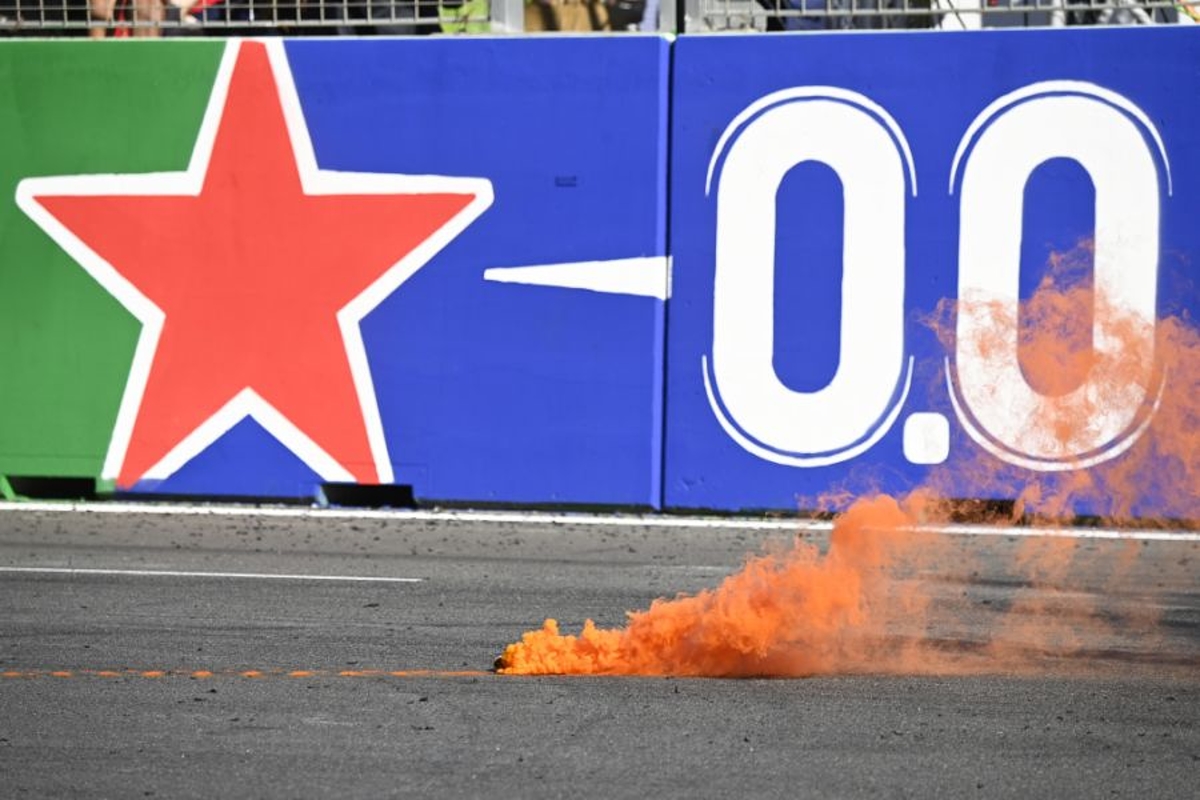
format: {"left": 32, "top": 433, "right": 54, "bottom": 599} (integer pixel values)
{"left": 0, "top": 501, "right": 1195, "bottom": 541}
{"left": 0, "top": 567, "right": 422, "bottom": 583}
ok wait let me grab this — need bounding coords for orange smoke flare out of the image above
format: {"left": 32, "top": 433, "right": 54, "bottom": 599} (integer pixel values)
{"left": 498, "top": 494, "right": 948, "bottom": 677}
{"left": 498, "top": 242, "right": 1199, "bottom": 677}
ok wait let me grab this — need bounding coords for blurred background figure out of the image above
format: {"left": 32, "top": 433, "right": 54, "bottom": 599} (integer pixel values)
{"left": 638, "top": 0, "right": 657, "bottom": 28}
{"left": 606, "top": 0, "right": 645, "bottom": 29}
{"left": 90, "top": 0, "right": 164, "bottom": 36}
{"left": 525, "top": 0, "right": 609, "bottom": 29}
{"left": 758, "top": 0, "right": 938, "bottom": 29}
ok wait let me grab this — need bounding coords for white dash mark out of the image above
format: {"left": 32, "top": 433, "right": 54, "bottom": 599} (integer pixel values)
{"left": 484, "top": 256, "right": 670, "bottom": 300}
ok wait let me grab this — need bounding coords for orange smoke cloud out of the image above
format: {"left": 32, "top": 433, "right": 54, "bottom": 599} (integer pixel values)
{"left": 497, "top": 243, "right": 1198, "bottom": 677}
{"left": 498, "top": 494, "right": 950, "bottom": 677}
{"left": 935, "top": 241, "right": 1199, "bottom": 522}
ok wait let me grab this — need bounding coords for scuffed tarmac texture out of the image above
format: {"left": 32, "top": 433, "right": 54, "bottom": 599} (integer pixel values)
{"left": 0, "top": 509, "right": 1196, "bottom": 798}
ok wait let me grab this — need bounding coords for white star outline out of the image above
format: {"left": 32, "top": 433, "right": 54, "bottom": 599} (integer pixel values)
{"left": 15, "top": 39, "right": 494, "bottom": 487}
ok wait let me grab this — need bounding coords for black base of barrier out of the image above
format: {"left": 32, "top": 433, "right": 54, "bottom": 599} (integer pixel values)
{"left": 4, "top": 476, "right": 99, "bottom": 501}
{"left": 317, "top": 483, "right": 416, "bottom": 510}
{"left": 0, "top": 476, "right": 416, "bottom": 510}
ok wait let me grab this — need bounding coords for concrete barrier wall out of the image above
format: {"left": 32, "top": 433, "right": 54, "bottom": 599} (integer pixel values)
{"left": 0, "top": 37, "right": 670, "bottom": 505}
{"left": 0, "top": 30, "right": 1195, "bottom": 515}
{"left": 665, "top": 28, "right": 1200, "bottom": 515}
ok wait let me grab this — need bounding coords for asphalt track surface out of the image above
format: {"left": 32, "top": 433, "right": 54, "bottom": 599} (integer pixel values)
{"left": 0, "top": 505, "right": 1196, "bottom": 799}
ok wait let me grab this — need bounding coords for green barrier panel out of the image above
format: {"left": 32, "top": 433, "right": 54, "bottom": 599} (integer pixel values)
{"left": 0, "top": 41, "right": 225, "bottom": 481}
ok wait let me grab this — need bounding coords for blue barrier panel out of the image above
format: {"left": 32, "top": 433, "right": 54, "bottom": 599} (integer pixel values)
{"left": 665, "top": 28, "right": 1200, "bottom": 514}
{"left": 286, "top": 38, "right": 670, "bottom": 507}
{"left": 51, "top": 37, "right": 671, "bottom": 505}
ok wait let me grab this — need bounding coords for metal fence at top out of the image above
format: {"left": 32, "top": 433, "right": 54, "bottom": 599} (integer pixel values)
{"left": 0, "top": 0, "right": 494, "bottom": 34}
{"left": 0, "top": 0, "right": 1195, "bottom": 37}
{"left": 694, "top": 0, "right": 1198, "bottom": 30}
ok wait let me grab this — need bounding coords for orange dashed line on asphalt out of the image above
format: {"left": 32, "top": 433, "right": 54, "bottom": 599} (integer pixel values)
{"left": 0, "top": 668, "right": 492, "bottom": 680}
{"left": 389, "top": 670, "right": 486, "bottom": 678}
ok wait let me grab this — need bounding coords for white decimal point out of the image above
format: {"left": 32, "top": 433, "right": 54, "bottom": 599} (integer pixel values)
{"left": 903, "top": 412, "right": 950, "bottom": 466}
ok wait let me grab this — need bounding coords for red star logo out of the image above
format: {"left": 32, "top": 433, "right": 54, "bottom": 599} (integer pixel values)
{"left": 16, "top": 41, "right": 493, "bottom": 489}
